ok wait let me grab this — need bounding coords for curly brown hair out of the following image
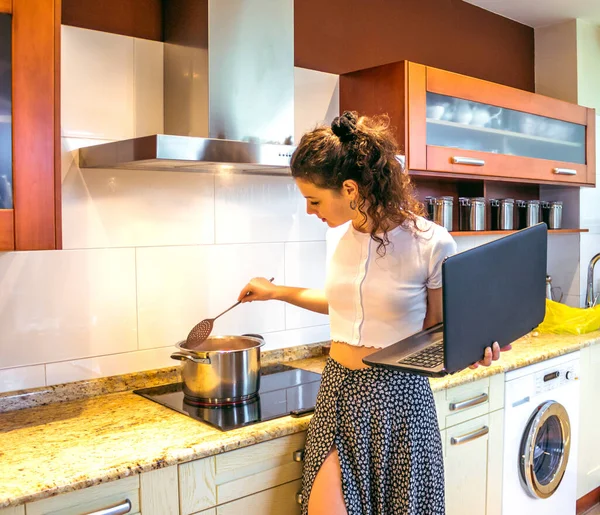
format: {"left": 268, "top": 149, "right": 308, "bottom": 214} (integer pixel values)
{"left": 290, "top": 111, "right": 425, "bottom": 256}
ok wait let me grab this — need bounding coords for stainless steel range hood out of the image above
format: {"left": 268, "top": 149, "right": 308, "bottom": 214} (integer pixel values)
{"left": 79, "top": 0, "right": 296, "bottom": 174}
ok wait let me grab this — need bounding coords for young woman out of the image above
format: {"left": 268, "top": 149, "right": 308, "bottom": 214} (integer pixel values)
{"left": 237, "top": 111, "right": 506, "bottom": 515}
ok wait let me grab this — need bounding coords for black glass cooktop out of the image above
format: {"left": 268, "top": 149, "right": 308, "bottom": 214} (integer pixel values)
{"left": 134, "top": 364, "right": 321, "bottom": 431}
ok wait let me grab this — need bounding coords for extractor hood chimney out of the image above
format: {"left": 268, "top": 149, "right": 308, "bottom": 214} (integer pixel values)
{"left": 79, "top": 0, "right": 296, "bottom": 174}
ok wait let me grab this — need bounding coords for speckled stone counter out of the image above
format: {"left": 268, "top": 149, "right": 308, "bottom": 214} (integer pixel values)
{"left": 1, "top": 331, "right": 598, "bottom": 509}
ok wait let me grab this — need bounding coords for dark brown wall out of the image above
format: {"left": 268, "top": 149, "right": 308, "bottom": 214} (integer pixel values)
{"left": 62, "top": 0, "right": 163, "bottom": 41}
{"left": 294, "top": 0, "right": 534, "bottom": 91}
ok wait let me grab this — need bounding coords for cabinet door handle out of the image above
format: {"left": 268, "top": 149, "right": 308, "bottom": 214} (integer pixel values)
{"left": 293, "top": 449, "right": 305, "bottom": 462}
{"left": 553, "top": 168, "right": 577, "bottom": 176}
{"left": 450, "top": 426, "right": 489, "bottom": 446}
{"left": 449, "top": 392, "right": 488, "bottom": 412}
{"left": 85, "top": 500, "right": 132, "bottom": 515}
{"left": 451, "top": 156, "right": 485, "bottom": 166}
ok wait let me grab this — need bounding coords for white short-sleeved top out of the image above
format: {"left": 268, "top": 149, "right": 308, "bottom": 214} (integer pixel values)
{"left": 325, "top": 216, "right": 457, "bottom": 349}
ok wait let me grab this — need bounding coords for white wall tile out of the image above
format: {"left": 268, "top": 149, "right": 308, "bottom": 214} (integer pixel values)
{"left": 214, "top": 175, "right": 327, "bottom": 244}
{"left": 455, "top": 234, "right": 503, "bottom": 253}
{"left": 134, "top": 38, "right": 164, "bottom": 137}
{"left": 61, "top": 26, "right": 134, "bottom": 140}
{"left": 62, "top": 144, "right": 215, "bottom": 249}
{"left": 46, "top": 347, "right": 176, "bottom": 386}
{"left": 294, "top": 67, "right": 339, "bottom": 143}
{"left": 562, "top": 294, "right": 584, "bottom": 308}
{"left": 0, "top": 366, "right": 46, "bottom": 394}
{"left": 260, "top": 325, "right": 331, "bottom": 352}
{"left": 547, "top": 234, "right": 580, "bottom": 299}
{"left": 284, "top": 242, "right": 328, "bottom": 329}
{"left": 136, "top": 244, "right": 286, "bottom": 349}
{"left": 0, "top": 248, "right": 137, "bottom": 368}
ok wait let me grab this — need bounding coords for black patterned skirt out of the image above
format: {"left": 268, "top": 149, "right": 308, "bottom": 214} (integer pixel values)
{"left": 301, "top": 358, "right": 445, "bottom": 515}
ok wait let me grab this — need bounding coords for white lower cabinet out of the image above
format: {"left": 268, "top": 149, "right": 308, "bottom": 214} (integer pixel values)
{"left": 215, "top": 479, "right": 301, "bottom": 515}
{"left": 435, "top": 374, "right": 505, "bottom": 515}
{"left": 24, "top": 475, "right": 140, "bottom": 515}
{"left": 578, "top": 344, "right": 600, "bottom": 499}
{"left": 179, "top": 432, "right": 306, "bottom": 515}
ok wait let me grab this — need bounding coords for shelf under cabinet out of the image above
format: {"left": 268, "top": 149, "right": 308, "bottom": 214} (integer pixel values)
{"left": 450, "top": 229, "right": 588, "bottom": 237}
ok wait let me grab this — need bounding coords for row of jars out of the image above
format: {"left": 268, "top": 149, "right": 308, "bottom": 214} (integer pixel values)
{"left": 425, "top": 196, "right": 563, "bottom": 232}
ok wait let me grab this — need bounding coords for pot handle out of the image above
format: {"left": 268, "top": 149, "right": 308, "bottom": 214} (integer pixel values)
{"left": 170, "top": 351, "right": 211, "bottom": 364}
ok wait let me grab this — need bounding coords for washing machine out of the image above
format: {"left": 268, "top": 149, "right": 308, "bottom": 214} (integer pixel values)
{"left": 502, "top": 352, "right": 580, "bottom": 515}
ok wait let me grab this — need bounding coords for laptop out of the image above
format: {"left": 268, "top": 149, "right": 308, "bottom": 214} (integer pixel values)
{"left": 363, "top": 223, "right": 548, "bottom": 377}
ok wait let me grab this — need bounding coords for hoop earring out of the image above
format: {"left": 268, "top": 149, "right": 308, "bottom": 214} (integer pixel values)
{"left": 350, "top": 200, "right": 357, "bottom": 210}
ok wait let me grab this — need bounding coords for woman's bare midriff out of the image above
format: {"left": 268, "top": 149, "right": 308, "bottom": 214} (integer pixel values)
{"left": 330, "top": 341, "right": 380, "bottom": 370}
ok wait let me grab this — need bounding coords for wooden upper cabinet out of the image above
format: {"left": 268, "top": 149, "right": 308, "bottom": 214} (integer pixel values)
{"left": 340, "top": 61, "right": 596, "bottom": 187}
{"left": 0, "top": 0, "right": 61, "bottom": 251}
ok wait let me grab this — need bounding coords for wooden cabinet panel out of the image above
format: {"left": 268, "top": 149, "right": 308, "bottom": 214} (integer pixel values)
{"left": 217, "top": 461, "right": 303, "bottom": 505}
{"left": 216, "top": 480, "right": 301, "bottom": 515}
{"left": 427, "top": 146, "right": 589, "bottom": 186}
{"left": 140, "top": 466, "right": 179, "bottom": 515}
{"left": 12, "top": 0, "right": 61, "bottom": 250}
{"left": 0, "top": 506, "right": 24, "bottom": 515}
{"left": 179, "top": 456, "right": 217, "bottom": 515}
{"left": 0, "top": 209, "right": 14, "bottom": 250}
{"left": 215, "top": 432, "right": 306, "bottom": 505}
{"left": 0, "top": 0, "right": 10, "bottom": 14}
{"left": 26, "top": 476, "right": 139, "bottom": 515}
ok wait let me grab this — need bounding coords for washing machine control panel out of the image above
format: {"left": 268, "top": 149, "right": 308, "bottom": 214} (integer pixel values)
{"left": 534, "top": 362, "right": 579, "bottom": 393}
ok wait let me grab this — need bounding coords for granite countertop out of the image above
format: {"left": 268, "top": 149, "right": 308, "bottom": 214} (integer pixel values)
{"left": 1, "top": 330, "right": 599, "bottom": 509}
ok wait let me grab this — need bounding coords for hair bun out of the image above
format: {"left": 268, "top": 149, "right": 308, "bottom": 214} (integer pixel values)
{"left": 331, "top": 111, "right": 358, "bottom": 143}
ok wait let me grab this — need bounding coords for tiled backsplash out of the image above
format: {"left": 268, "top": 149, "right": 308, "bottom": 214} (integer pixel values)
{"left": 0, "top": 27, "right": 598, "bottom": 394}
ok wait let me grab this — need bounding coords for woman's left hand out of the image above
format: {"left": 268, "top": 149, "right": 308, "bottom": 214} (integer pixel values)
{"left": 469, "top": 341, "right": 512, "bottom": 369}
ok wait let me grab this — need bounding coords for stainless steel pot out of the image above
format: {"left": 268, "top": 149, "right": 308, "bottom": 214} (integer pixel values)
{"left": 171, "top": 334, "right": 265, "bottom": 403}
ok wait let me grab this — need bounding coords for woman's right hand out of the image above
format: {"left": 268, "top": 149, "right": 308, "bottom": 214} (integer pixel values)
{"left": 238, "top": 277, "right": 279, "bottom": 303}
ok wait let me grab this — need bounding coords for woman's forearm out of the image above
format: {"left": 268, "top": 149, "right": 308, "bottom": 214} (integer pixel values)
{"left": 273, "top": 286, "right": 329, "bottom": 314}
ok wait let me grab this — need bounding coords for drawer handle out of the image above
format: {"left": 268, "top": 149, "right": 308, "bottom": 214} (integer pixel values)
{"left": 450, "top": 426, "right": 489, "bottom": 446}
{"left": 553, "top": 168, "right": 577, "bottom": 176}
{"left": 296, "top": 492, "right": 304, "bottom": 505}
{"left": 451, "top": 156, "right": 485, "bottom": 166}
{"left": 293, "top": 449, "right": 305, "bottom": 462}
{"left": 85, "top": 499, "right": 132, "bottom": 515}
{"left": 449, "top": 392, "right": 488, "bottom": 412}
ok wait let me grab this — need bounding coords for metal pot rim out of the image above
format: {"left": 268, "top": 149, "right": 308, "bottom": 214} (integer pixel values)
{"left": 176, "top": 334, "right": 265, "bottom": 355}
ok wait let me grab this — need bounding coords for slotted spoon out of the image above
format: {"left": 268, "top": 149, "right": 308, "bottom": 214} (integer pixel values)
{"left": 185, "top": 277, "right": 274, "bottom": 350}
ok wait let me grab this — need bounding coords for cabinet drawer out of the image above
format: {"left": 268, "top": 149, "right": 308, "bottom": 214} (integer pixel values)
{"left": 0, "top": 507, "right": 25, "bottom": 515}
{"left": 215, "top": 432, "right": 306, "bottom": 504}
{"left": 444, "top": 414, "right": 490, "bottom": 515}
{"left": 179, "top": 432, "right": 307, "bottom": 514}
{"left": 435, "top": 373, "right": 504, "bottom": 429}
{"left": 427, "top": 146, "right": 589, "bottom": 185}
{"left": 26, "top": 476, "right": 139, "bottom": 515}
{"left": 216, "top": 480, "right": 301, "bottom": 515}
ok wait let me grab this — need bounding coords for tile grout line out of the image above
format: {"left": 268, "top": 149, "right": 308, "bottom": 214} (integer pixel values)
{"left": 134, "top": 247, "right": 140, "bottom": 350}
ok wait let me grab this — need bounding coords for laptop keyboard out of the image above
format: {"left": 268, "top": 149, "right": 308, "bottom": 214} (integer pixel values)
{"left": 397, "top": 340, "right": 444, "bottom": 369}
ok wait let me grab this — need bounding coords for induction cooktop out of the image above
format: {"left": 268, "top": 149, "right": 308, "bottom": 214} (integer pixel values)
{"left": 134, "top": 364, "right": 321, "bottom": 431}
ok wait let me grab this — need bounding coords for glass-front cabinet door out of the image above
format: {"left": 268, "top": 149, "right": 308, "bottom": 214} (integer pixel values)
{"left": 427, "top": 92, "right": 586, "bottom": 165}
{"left": 423, "top": 66, "right": 595, "bottom": 186}
{"left": 0, "top": 13, "right": 12, "bottom": 210}
{"left": 0, "top": 0, "right": 61, "bottom": 251}
{"left": 0, "top": 10, "right": 13, "bottom": 249}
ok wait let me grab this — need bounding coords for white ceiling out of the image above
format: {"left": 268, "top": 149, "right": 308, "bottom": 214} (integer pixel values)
{"left": 463, "top": 0, "right": 600, "bottom": 28}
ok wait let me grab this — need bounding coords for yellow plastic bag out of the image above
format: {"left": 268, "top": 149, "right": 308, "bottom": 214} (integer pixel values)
{"left": 537, "top": 298, "right": 600, "bottom": 335}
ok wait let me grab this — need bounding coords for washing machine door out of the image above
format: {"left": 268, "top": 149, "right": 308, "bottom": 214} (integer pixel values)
{"left": 520, "top": 400, "right": 571, "bottom": 499}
